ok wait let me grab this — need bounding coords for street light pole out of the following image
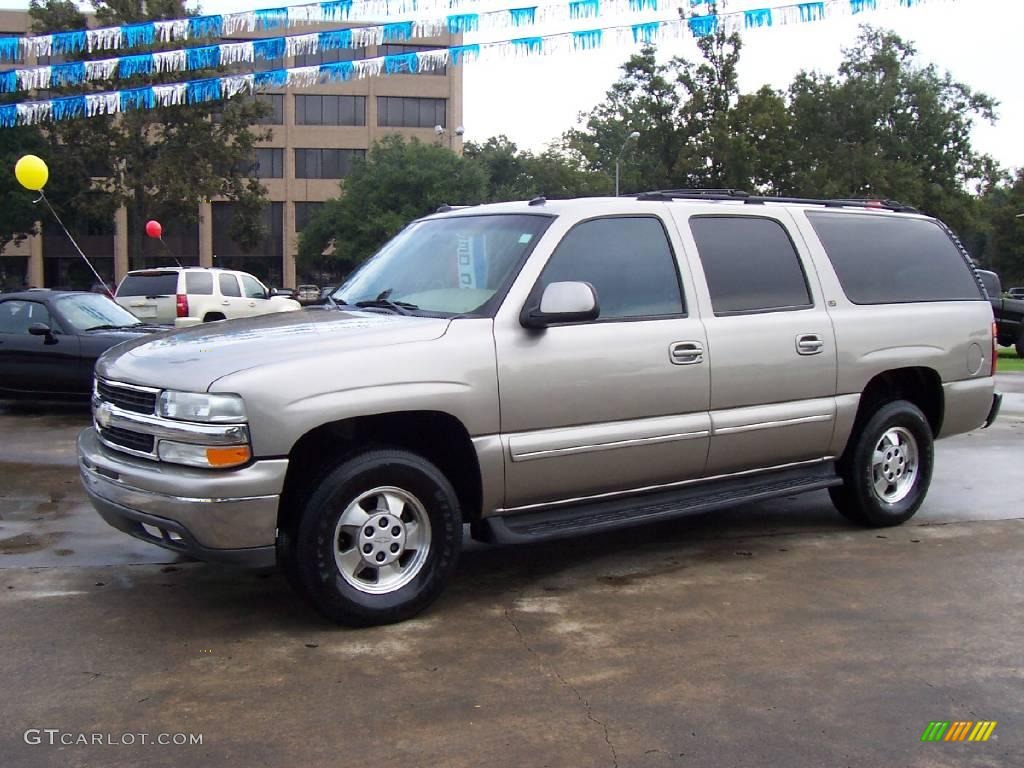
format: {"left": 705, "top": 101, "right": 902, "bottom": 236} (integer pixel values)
{"left": 615, "top": 131, "right": 640, "bottom": 197}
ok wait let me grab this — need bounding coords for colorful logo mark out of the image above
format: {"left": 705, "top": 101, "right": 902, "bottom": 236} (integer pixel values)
{"left": 921, "top": 721, "right": 997, "bottom": 742}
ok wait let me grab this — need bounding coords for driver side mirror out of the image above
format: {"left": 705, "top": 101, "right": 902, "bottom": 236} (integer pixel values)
{"left": 28, "top": 322, "right": 56, "bottom": 343}
{"left": 520, "top": 281, "right": 600, "bottom": 329}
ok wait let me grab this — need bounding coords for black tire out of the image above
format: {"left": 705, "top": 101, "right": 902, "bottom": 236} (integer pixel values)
{"left": 1016, "top": 333, "right": 1024, "bottom": 358}
{"left": 202, "top": 312, "right": 225, "bottom": 322}
{"left": 829, "top": 400, "right": 934, "bottom": 527}
{"left": 280, "top": 449, "right": 462, "bottom": 627}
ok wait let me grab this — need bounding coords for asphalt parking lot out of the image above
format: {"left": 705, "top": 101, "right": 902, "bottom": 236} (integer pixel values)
{"left": 1, "top": 376, "right": 1022, "bottom": 767}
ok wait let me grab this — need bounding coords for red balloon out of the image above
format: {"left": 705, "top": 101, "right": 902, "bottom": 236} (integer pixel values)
{"left": 145, "top": 220, "right": 162, "bottom": 239}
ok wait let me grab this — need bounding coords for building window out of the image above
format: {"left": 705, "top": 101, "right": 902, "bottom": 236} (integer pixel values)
{"left": 295, "top": 95, "right": 366, "bottom": 126}
{"left": 295, "top": 202, "right": 325, "bottom": 232}
{"left": 378, "top": 44, "right": 446, "bottom": 75}
{"left": 294, "top": 149, "right": 365, "bottom": 179}
{"left": 377, "top": 96, "right": 446, "bottom": 128}
{"left": 293, "top": 47, "right": 366, "bottom": 68}
{"left": 256, "top": 94, "right": 284, "bottom": 125}
{"left": 211, "top": 202, "right": 284, "bottom": 286}
{"left": 235, "top": 148, "right": 283, "bottom": 178}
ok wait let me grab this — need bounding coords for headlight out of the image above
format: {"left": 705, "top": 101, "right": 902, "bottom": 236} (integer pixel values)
{"left": 157, "top": 391, "right": 246, "bottom": 423}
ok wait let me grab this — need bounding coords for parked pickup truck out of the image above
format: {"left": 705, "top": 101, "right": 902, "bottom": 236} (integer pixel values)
{"left": 976, "top": 269, "right": 1024, "bottom": 357}
{"left": 78, "top": 192, "right": 1002, "bottom": 626}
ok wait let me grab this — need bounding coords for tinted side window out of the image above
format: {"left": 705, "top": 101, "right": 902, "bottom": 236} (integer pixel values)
{"left": 538, "top": 217, "right": 684, "bottom": 320}
{"left": 0, "top": 301, "right": 51, "bottom": 334}
{"left": 690, "top": 217, "right": 811, "bottom": 315}
{"left": 807, "top": 213, "right": 984, "bottom": 304}
{"left": 241, "top": 275, "right": 265, "bottom": 299}
{"left": 219, "top": 274, "right": 241, "bottom": 297}
{"left": 185, "top": 272, "right": 213, "bottom": 295}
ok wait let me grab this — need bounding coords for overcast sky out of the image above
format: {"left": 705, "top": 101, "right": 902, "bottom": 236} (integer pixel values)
{"left": 8, "top": 0, "right": 1021, "bottom": 169}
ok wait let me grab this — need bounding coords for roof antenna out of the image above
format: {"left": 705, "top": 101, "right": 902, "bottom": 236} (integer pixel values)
{"left": 528, "top": 194, "right": 546, "bottom": 206}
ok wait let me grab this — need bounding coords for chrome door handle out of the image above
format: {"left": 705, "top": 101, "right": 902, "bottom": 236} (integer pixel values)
{"left": 670, "top": 341, "right": 704, "bottom": 365}
{"left": 221, "top": 301, "right": 231, "bottom": 306}
{"left": 796, "top": 334, "right": 824, "bottom": 355}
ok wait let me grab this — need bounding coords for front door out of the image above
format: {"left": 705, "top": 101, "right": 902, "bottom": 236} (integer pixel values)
{"left": 240, "top": 274, "right": 271, "bottom": 317}
{"left": 494, "top": 213, "right": 711, "bottom": 510}
{"left": 0, "top": 299, "right": 82, "bottom": 396}
{"left": 672, "top": 210, "right": 838, "bottom": 475}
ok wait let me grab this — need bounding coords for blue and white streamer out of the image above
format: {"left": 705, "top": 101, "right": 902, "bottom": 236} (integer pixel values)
{"left": 0, "top": 0, "right": 960, "bottom": 129}
{"left": 0, "top": 0, "right": 671, "bottom": 62}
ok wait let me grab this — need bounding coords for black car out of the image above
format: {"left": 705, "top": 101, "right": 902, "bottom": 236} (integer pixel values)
{"left": 0, "top": 290, "right": 163, "bottom": 399}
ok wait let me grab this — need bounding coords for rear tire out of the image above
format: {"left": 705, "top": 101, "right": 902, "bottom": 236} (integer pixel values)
{"left": 280, "top": 449, "right": 462, "bottom": 626}
{"left": 829, "top": 400, "right": 934, "bottom": 527}
{"left": 1015, "top": 333, "right": 1023, "bottom": 358}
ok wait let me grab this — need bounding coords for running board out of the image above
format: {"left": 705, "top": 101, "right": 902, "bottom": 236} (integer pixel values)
{"left": 476, "top": 462, "right": 841, "bottom": 544}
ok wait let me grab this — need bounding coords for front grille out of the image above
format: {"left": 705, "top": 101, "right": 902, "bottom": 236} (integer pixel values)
{"left": 98, "top": 426, "right": 155, "bottom": 455}
{"left": 96, "top": 379, "right": 157, "bottom": 415}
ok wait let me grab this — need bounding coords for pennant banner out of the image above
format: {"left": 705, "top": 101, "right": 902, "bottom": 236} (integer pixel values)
{"left": 0, "top": 0, "right": 957, "bottom": 128}
{"left": 0, "top": 0, "right": 678, "bottom": 63}
{"left": 0, "top": 0, "right": 953, "bottom": 95}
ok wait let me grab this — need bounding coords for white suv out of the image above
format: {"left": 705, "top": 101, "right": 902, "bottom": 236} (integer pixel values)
{"left": 115, "top": 267, "right": 301, "bottom": 327}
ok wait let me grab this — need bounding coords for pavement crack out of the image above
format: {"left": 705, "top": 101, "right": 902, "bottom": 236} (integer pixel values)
{"left": 504, "top": 605, "right": 619, "bottom": 768}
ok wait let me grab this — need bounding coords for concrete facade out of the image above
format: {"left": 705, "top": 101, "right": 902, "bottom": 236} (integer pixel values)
{"left": 0, "top": 9, "right": 464, "bottom": 290}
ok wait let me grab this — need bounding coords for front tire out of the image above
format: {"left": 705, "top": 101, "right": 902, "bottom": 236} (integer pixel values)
{"left": 282, "top": 449, "right": 462, "bottom": 626}
{"left": 829, "top": 400, "right": 934, "bottom": 527}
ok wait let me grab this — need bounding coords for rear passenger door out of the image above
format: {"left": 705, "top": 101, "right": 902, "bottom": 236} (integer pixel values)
{"left": 217, "top": 273, "right": 245, "bottom": 318}
{"left": 674, "top": 211, "right": 837, "bottom": 474}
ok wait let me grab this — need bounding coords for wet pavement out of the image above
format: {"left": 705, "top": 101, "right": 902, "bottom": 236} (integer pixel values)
{"left": 0, "top": 376, "right": 1021, "bottom": 767}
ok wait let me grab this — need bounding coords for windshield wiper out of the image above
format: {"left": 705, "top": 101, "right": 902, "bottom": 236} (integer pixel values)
{"left": 354, "top": 289, "right": 418, "bottom": 315}
{"left": 84, "top": 324, "right": 141, "bottom": 331}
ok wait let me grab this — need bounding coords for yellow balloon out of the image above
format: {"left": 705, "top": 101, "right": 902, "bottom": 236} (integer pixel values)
{"left": 15, "top": 154, "right": 49, "bottom": 192}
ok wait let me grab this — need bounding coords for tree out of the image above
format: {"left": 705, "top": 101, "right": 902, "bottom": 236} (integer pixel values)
{"left": 787, "top": 27, "right": 998, "bottom": 233}
{"left": 562, "top": 7, "right": 785, "bottom": 195}
{"left": 464, "top": 135, "right": 609, "bottom": 200}
{"left": 27, "top": 0, "right": 272, "bottom": 265}
{"left": 984, "top": 170, "right": 1024, "bottom": 284}
{"left": 297, "top": 136, "right": 488, "bottom": 272}
{"left": 0, "top": 119, "right": 48, "bottom": 255}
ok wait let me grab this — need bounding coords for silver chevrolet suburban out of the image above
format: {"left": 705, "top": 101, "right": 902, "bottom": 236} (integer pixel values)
{"left": 78, "top": 192, "right": 1002, "bottom": 626}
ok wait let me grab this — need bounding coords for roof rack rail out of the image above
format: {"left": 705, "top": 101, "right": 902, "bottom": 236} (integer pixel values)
{"left": 636, "top": 189, "right": 918, "bottom": 213}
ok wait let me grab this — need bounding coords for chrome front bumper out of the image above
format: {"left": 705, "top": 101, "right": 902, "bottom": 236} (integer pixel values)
{"left": 78, "top": 428, "right": 287, "bottom": 567}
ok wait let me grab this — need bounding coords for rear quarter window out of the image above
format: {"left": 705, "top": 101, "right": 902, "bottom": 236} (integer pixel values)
{"left": 806, "top": 213, "right": 983, "bottom": 304}
{"left": 185, "top": 272, "right": 214, "bottom": 295}
{"left": 116, "top": 272, "right": 179, "bottom": 297}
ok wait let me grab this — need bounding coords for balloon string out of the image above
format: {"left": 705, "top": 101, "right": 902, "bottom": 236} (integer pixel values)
{"left": 35, "top": 192, "right": 108, "bottom": 289}
{"left": 158, "top": 236, "right": 183, "bottom": 268}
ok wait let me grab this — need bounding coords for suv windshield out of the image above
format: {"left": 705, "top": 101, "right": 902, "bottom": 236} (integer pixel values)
{"left": 116, "top": 272, "right": 178, "bottom": 297}
{"left": 333, "top": 214, "right": 552, "bottom": 316}
{"left": 58, "top": 293, "right": 144, "bottom": 331}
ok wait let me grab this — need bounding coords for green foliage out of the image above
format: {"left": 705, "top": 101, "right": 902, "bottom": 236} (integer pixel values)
{"left": 464, "top": 135, "right": 609, "bottom": 199}
{"left": 0, "top": 121, "right": 48, "bottom": 253}
{"left": 983, "top": 170, "right": 1024, "bottom": 284}
{"left": 298, "top": 135, "right": 610, "bottom": 273}
{"left": 564, "top": 24, "right": 1000, "bottom": 227}
{"left": 25, "top": 0, "right": 272, "bottom": 264}
{"left": 297, "top": 136, "right": 488, "bottom": 271}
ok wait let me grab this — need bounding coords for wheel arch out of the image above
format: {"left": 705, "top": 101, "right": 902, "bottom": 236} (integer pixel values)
{"left": 844, "top": 367, "right": 943, "bottom": 460}
{"left": 277, "top": 410, "right": 484, "bottom": 537}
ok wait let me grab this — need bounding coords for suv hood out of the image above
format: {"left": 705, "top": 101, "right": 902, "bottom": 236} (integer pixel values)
{"left": 96, "top": 310, "right": 451, "bottom": 392}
